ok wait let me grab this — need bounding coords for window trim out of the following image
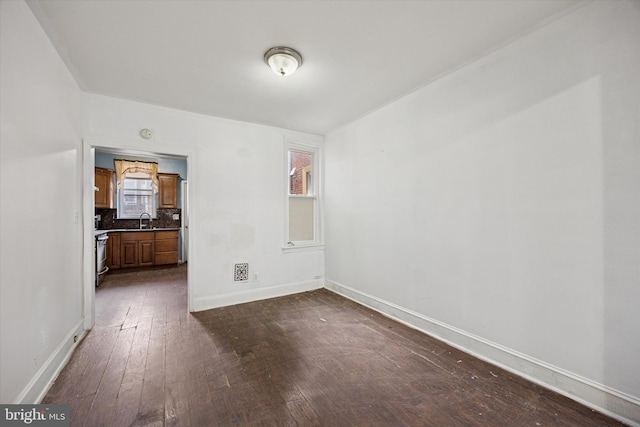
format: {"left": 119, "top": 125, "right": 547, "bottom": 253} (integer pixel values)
{"left": 283, "top": 140, "right": 323, "bottom": 251}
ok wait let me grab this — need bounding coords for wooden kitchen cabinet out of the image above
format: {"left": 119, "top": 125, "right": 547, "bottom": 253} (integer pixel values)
{"left": 158, "top": 173, "right": 179, "bottom": 209}
{"left": 154, "top": 230, "right": 179, "bottom": 265}
{"left": 120, "top": 232, "right": 154, "bottom": 268}
{"left": 120, "top": 240, "right": 138, "bottom": 268}
{"left": 113, "top": 230, "right": 178, "bottom": 269}
{"left": 95, "top": 167, "right": 114, "bottom": 208}
{"left": 139, "top": 240, "right": 154, "bottom": 266}
{"left": 106, "top": 232, "right": 120, "bottom": 269}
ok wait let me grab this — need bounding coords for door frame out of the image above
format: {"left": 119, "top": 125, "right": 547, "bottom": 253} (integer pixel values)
{"left": 181, "top": 180, "right": 188, "bottom": 263}
{"left": 82, "top": 137, "right": 194, "bottom": 330}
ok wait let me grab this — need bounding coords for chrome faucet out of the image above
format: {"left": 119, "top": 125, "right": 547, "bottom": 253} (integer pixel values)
{"left": 139, "top": 212, "right": 152, "bottom": 229}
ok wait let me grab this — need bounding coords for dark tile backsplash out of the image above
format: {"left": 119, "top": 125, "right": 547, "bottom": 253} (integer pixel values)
{"left": 96, "top": 208, "right": 181, "bottom": 230}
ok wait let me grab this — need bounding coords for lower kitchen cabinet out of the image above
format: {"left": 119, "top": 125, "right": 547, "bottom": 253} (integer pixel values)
{"left": 120, "top": 240, "right": 138, "bottom": 268}
{"left": 154, "top": 230, "right": 179, "bottom": 265}
{"left": 108, "top": 230, "right": 179, "bottom": 269}
{"left": 106, "top": 232, "right": 120, "bottom": 269}
{"left": 139, "top": 240, "right": 155, "bottom": 266}
{"left": 120, "top": 232, "right": 155, "bottom": 268}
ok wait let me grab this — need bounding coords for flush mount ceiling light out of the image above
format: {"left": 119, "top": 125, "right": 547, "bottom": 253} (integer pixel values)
{"left": 264, "top": 46, "right": 303, "bottom": 77}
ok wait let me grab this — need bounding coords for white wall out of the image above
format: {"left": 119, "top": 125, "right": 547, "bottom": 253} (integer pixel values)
{"left": 83, "top": 94, "right": 325, "bottom": 311}
{"left": 0, "top": 0, "right": 84, "bottom": 403}
{"left": 325, "top": 1, "right": 639, "bottom": 423}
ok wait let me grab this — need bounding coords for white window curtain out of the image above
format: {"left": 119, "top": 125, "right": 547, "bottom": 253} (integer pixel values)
{"left": 114, "top": 159, "right": 158, "bottom": 192}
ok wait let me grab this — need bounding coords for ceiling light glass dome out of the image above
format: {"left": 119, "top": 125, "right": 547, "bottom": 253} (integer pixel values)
{"left": 264, "top": 47, "right": 303, "bottom": 77}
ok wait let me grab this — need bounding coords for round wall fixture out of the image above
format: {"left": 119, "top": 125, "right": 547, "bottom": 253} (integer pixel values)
{"left": 140, "top": 128, "right": 153, "bottom": 139}
{"left": 264, "top": 46, "right": 302, "bottom": 77}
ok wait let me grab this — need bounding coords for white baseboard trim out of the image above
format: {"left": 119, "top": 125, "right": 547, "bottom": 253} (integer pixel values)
{"left": 14, "top": 320, "right": 86, "bottom": 404}
{"left": 325, "top": 279, "right": 640, "bottom": 426}
{"left": 191, "top": 279, "right": 323, "bottom": 312}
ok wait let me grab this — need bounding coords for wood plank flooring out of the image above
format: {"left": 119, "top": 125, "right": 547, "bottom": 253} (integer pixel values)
{"left": 43, "top": 265, "right": 624, "bottom": 426}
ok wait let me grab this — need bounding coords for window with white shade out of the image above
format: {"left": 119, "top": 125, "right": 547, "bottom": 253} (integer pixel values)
{"left": 115, "top": 159, "right": 158, "bottom": 219}
{"left": 285, "top": 142, "right": 322, "bottom": 248}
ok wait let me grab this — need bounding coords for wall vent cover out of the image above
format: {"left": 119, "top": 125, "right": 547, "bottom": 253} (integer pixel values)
{"left": 234, "top": 263, "right": 249, "bottom": 282}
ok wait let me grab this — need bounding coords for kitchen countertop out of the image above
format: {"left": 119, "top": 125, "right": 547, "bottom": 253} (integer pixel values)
{"left": 95, "top": 228, "right": 180, "bottom": 236}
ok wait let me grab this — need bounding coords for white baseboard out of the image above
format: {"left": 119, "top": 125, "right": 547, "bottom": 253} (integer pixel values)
{"left": 14, "top": 320, "right": 86, "bottom": 404}
{"left": 325, "top": 279, "right": 640, "bottom": 427}
{"left": 191, "top": 279, "right": 323, "bottom": 312}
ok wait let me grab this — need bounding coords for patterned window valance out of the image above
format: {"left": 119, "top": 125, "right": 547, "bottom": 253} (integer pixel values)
{"left": 114, "top": 159, "right": 158, "bottom": 191}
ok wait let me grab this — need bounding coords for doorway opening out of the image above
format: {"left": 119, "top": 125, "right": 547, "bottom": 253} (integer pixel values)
{"left": 83, "top": 142, "right": 191, "bottom": 330}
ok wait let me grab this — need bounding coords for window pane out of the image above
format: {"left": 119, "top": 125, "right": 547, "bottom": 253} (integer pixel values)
{"left": 123, "top": 178, "right": 152, "bottom": 189}
{"left": 121, "top": 193, "right": 154, "bottom": 216}
{"left": 289, "top": 196, "right": 314, "bottom": 241}
{"left": 289, "top": 151, "right": 312, "bottom": 195}
{"left": 118, "top": 177, "right": 155, "bottom": 218}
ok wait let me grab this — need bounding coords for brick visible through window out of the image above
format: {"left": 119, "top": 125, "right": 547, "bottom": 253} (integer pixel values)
{"left": 289, "top": 151, "right": 312, "bottom": 196}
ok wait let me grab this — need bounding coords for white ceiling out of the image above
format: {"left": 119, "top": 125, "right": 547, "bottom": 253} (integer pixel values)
{"left": 27, "top": 0, "right": 583, "bottom": 135}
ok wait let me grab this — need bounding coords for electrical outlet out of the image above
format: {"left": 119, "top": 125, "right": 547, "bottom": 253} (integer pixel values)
{"left": 172, "top": 213, "right": 180, "bottom": 220}
{"left": 254, "top": 273, "right": 259, "bottom": 281}
{"left": 74, "top": 211, "right": 79, "bottom": 223}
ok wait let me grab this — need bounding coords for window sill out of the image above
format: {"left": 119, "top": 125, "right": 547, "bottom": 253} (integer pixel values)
{"left": 289, "top": 195, "right": 316, "bottom": 199}
{"left": 282, "top": 243, "right": 325, "bottom": 253}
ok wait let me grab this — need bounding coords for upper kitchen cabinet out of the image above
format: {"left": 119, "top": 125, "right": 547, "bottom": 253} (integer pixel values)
{"left": 95, "top": 167, "right": 114, "bottom": 208}
{"left": 158, "top": 173, "right": 179, "bottom": 209}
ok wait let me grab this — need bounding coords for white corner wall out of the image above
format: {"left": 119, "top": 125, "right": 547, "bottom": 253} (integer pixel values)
{"left": 82, "top": 94, "right": 324, "bottom": 312}
{"left": 0, "top": 0, "right": 84, "bottom": 403}
{"left": 325, "top": 1, "right": 640, "bottom": 424}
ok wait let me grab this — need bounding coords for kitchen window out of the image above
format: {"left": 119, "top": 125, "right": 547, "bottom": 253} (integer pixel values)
{"left": 115, "top": 159, "right": 158, "bottom": 219}
{"left": 285, "top": 142, "right": 322, "bottom": 249}
{"left": 118, "top": 177, "right": 157, "bottom": 219}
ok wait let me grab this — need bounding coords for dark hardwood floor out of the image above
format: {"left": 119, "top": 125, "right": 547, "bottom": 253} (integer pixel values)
{"left": 43, "top": 265, "right": 623, "bottom": 426}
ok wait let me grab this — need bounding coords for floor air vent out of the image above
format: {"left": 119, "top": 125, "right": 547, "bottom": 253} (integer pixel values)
{"left": 234, "top": 263, "right": 249, "bottom": 282}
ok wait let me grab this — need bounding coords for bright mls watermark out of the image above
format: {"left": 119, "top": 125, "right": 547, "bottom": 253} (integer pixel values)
{"left": 0, "top": 405, "right": 69, "bottom": 426}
